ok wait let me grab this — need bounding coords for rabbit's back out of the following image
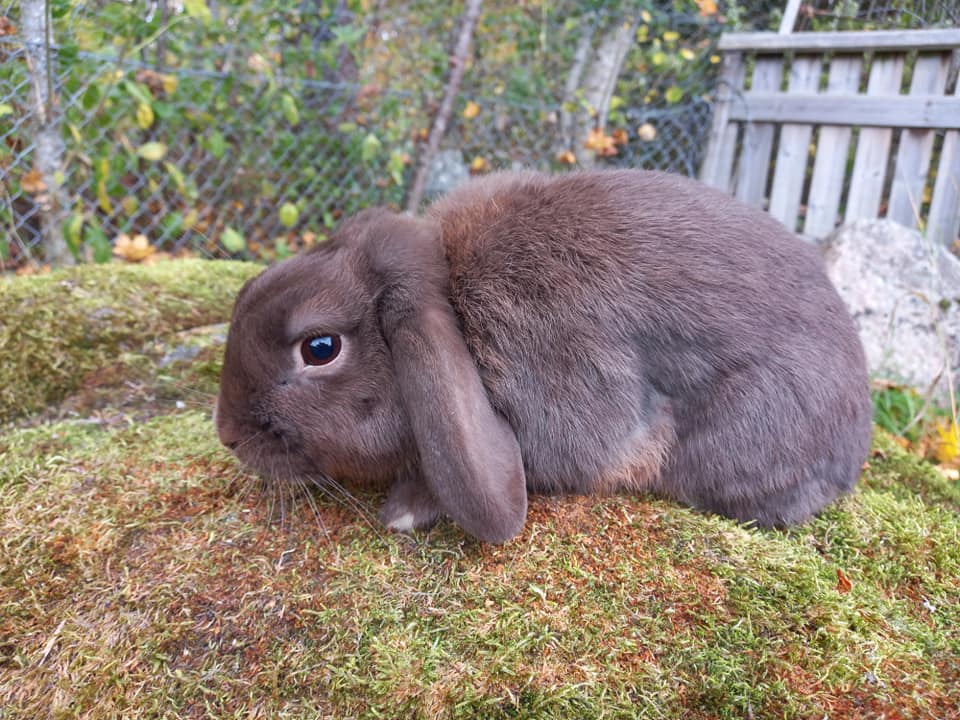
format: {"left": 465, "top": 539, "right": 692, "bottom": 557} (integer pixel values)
{"left": 428, "top": 170, "right": 871, "bottom": 526}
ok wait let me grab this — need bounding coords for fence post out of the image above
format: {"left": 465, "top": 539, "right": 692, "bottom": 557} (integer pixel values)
{"left": 21, "top": 0, "right": 72, "bottom": 265}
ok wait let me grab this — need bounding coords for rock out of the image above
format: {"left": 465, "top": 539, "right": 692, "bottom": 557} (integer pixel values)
{"left": 823, "top": 218, "right": 960, "bottom": 402}
{"left": 424, "top": 149, "right": 469, "bottom": 200}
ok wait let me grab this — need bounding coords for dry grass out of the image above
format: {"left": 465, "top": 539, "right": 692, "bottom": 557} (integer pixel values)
{"left": 1, "top": 259, "right": 958, "bottom": 719}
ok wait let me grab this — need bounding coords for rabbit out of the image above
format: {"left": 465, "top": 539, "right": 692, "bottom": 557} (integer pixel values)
{"left": 215, "top": 169, "right": 873, "bottom": 543}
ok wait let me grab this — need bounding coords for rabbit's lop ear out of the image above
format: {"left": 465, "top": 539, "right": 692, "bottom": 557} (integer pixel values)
{"left": 369, "top": 215, "right": 527, "bottom": 543}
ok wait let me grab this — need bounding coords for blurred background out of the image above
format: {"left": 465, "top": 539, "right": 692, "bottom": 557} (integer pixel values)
{"left": 1, "top": 0, "right": 957, "bottom": 268}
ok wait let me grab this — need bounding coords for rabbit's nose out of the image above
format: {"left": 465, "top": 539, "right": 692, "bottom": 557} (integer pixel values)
{"left": 217, "top": 421, "right": 244, "bottom": 450}
{"left": 214, "top": 403, "right": 245, "bottom": 450}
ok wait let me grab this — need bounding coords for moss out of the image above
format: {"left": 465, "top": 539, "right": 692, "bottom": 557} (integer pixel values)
{"left": 0, "top": 259, "right": 261, "bottom": 421}
{"left": 1, "top": 259, "right": 958, "bottom": 718}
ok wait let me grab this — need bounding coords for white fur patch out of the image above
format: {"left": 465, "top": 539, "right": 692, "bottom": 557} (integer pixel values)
{"left": 386, "top": 512, "right": 416, "bottom": 532}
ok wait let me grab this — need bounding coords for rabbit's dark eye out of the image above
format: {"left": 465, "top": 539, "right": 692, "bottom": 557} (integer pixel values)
{"left": 301, "top": 334, "right": 341, "bottom": 366}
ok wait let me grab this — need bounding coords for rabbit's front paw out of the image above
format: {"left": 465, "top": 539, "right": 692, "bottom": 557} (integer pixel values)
{"left": 379, "top": 470, "right": 441, "bottom": 533}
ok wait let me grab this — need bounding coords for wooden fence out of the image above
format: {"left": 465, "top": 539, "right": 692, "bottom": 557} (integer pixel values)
{"left": 700, "top": 28, "right": 960, "bottom": 246}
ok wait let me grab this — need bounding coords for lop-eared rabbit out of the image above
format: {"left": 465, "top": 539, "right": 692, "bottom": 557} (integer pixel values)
{"left": 216, "top": 170, "right": 872, "bottom": 543}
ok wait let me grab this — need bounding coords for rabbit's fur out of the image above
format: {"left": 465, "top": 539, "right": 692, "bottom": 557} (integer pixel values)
{"left": 216, "top": 170, "right": 872, "bottom": 543}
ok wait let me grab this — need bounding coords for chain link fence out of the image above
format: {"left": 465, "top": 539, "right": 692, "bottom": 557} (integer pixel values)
{"left": 1, "top": 0, "right": 957, "bottom": 268}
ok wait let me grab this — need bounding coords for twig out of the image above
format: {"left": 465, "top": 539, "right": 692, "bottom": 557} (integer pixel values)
{"left": 404, "top": 0, "right": 483, "bottom": 213}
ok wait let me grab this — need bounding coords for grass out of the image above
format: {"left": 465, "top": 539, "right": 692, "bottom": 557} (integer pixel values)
{"left": 1, "top": 259, "right": 959, "bottom": 719}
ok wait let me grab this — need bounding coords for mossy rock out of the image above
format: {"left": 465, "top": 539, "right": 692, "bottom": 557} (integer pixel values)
{"left": 1, "top": 259, "right": 958, "bottom": 719}
{"left": 0, "top": 259, "right": 261, "bottom": 422}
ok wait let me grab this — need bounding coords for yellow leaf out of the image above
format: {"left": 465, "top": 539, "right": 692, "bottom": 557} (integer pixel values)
{"left": 183, "top": 0, "right": 212, "bottom": 23}
{"left": 136, "top": 102, "right": 154, "bottom": 129}
{"left": 113, "top": 233, "right": 156, "bottom": 262}
{"left": 637, "top": 123, "right": 657, "bottom": 142}
{"left": 463, "top": 101, "right": 480, "bottom": 120}
{"left": 680, "top": 48, "right": 695, "bottom": 61}
{"left": 183, "top": 209, "right": 199, "bottom": 229}
{"left": 556, "top": 150, "right": 577, "bottom": 165}
{"left": 935, "top": 421, "right": 960, "bottom": 464}
{"left": 97, "top": 179, "right": 113, "bottom": 214}
{"left": 640, "top": 10, "right": 652, "bottom": 22}
{"left": 121, "top": 196, "right": 138, "bottom": 216}
{"left": 161, "top": 74, "right": 178, "bottom": 95}
{"left": 662, "top": 31, "right": 680, "bottom": 42}
{"left": 137, "top": 142, "right": 167, "bottom": 161}
{"left": 710, "top": 54, "right": 721, "bottom": 64}
{"left": 469, "top": 156, "right": 490, "bottom": 174}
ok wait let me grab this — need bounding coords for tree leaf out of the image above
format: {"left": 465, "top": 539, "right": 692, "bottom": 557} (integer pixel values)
{"left": 164, "top": 162, "right": 187, "bottom": 195}
{"left": 462, "top": 101, "right": 480, "bottom": 119}
{"left": 64, "top": 213, "right": 84, "bottom": 254}
{"left": 96, "top": 179, "right": 113, "bottom": 214}
{"left": 279, "top": 202, "right": 299, "bottom": 228}
{"left": 20, "top": 169, "right": 47, "bottom": 194}
{"left": 361, "top": 133, "right": 381, "bottom": 163}
{"left": 0, "top": 103, "right": 13, "bottom": 117}
{"left": 113, "top": 233, "right": 156, "bottom": 262}
{"left": 183, "top": 0, "right": 212, "bottom": 24}
{"left": 664, "top": 86, "right": 683, "bottom": 104}
{"left": 208, "top": 131, "right": 226, "bottom": 159}
{"left": 137, "top": 142, "right": 167, "bottom": 161}
{"left": 221, "top": 227, "right": 246, "bottom": 253}
{"left": 388, "top": 150, "right": 407, "bottom": 186}
{"left": 123, "top": 80, "right": 153, "bottom": 106}
{"left": 136, "top": 102, "right": 154, "bottom": 129}
{"left": 84, "top": 224, "right": 112, "bottom": 264}
{"left": 281, "top": 94, "right": 300, "bottom": 125}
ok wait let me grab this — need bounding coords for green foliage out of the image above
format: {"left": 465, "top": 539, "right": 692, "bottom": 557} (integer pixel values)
{"left": 2, "top": 0, "right": 426, "bottom": 261}
{"left": 872, "top": 384, "right": 949, "bottom": 445}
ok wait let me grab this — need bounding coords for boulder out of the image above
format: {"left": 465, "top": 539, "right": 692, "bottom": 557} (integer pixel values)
{"left": 822, "top": 218, "right": 960, "bottom": 403}
{"left": 424, "top": 149, "right": 469, "bottom": 200}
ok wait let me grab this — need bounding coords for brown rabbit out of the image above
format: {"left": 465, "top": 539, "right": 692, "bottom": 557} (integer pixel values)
{"left": 216, "top": 170, "right": 872, "bottom": 543}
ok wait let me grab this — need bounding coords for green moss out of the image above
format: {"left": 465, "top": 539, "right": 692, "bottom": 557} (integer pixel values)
{"left": 1, "top": 260, "right": 958, "bottom": 718}
{"left": 0, "top": 259, "right": 261, "bottom": 421}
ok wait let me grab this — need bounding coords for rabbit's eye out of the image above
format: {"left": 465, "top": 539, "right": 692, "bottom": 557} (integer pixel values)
{"left": 301, "top": 334, "right": 341, "bottom": 366}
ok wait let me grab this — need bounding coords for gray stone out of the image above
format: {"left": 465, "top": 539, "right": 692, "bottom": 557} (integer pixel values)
{"left": 823, "top": 218, "right": 960, "bottom": 402}
{"left": 424, "top": 149, "right": 469, "bottom": 200}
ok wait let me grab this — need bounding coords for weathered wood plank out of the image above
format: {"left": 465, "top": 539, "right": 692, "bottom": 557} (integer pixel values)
{"left": 927, "top": 78, "right": 960, "bottom": 247}
{"left": 887, "top": 53, "right": 951, "bottom": 228}
{"left": 804, "top": 56, "right": 862, "bottom": 238}
{"left": 726, "top": 93, "right": 960, "bottom": 128}
{"left": 700, "top": 52, "right": 745, "bottom": 191}
{"left": 768, "top": 56, "right": 821, "bottom": 231}
{"left": 778, "top": 0, "right": 802, "bottom": 34}
{"left": 718, "top": 28, "right": 960, "bottom": 53}
{"left": 734, "top": 56, "right": 782, "bottom": 208}
{"left": 845, "top": 55, "right": 905, "bottom": 222}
